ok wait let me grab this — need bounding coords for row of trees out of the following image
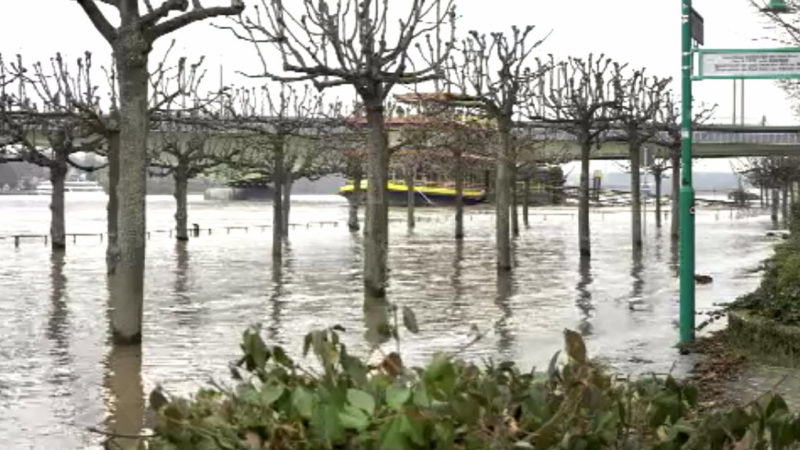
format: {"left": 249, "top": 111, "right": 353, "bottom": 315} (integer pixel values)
{"left": 1, "top": 0, "right": 703, "bottom": 347}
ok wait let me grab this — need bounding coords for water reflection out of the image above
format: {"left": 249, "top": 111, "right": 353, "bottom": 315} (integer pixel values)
{"left": 631, "top": 248, "right": 644, "bottom": 302}
{"left": 576, "top": 257, "right": 594, "bottom": 337}
{"left": 268, "top": 245, "right": 291, "bottom": 343}
{"left": 47, "top": 251, "right": 71, "bottom": 370}
{"left": 172, "top": 242, "right": 199, "bottom": 329}
{"left": 495, "top": 271, "right": 515, "bottom": 356}
{"left": 102, "top": 344, "right": 144, "bottom": 450}
{"left": 451, "top": 240, "right": 464, "bottom": 303}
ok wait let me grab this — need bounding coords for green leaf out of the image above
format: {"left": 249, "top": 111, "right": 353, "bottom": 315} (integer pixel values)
{"left": 386, "top": 385, "right": 411, "bottom": 411}
{"left": 243, "top": 328, "right": 269, "bottom": 371}
{"left": 303, "top": 332, "right": 313, "bottom": 357}
{"left": 347, "top": 389, "right": 376, "bottom": 416}
{"left": 261, "top": 382, "right": 284, "bottom": 406}
{"left": 402, "top": 306, "right": 419, "bottom": 334}
{"left": 379, "top": 415, "right": 411, "bottom": 450}
{"left": 292, "top": 387, "right": 314, "bottom": 419}
{"left": 412, "top": 383, "right": 431, "bottom": 408}
{"left": 339, "top": 404, "right": 370, "bottom": 431}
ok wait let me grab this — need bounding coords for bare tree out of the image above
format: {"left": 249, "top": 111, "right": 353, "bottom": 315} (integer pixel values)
{"left": 73, "top": 0, "right": 244, "bottom": 344}
{"left": 222, "top": 83, "right": 327, "bottom": 260}
{"left": 0, "top": 53, "right": 106, "bottom": 249}
{"left": 448, "top": 26, "right": 546, "bottom": 270}
{"left": 653, "top": 94, "right": 714, "bottom": 240}
{"left": 616, "top": 68, "right": 671, "bottom": 249}
{"left": 227, "top": 0, "right": 455, "bottom": 299}
{"left": 535, "top": 54, "right": 623, "bottom": 257}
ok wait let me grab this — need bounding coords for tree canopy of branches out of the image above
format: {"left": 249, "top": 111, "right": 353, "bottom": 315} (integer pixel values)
{"left": 447, "top": 25, "right": 546, "bottom": 270}
{"left": 227, "top": 0, "right": 456, "bottom": 301}
{"left": 74, "top": 0, "right": 245, "bottom": 345}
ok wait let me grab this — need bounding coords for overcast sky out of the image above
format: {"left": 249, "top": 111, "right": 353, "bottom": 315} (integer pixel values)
{"left": 1, "top": 0, "right": 794, "bottom": 173}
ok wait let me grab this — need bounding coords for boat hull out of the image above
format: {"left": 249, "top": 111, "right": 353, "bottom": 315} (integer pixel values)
{"left": 339, "top": 182, "right": 486, "bottom": 207}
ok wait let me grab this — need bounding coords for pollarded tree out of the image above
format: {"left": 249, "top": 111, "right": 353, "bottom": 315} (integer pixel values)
{"left": 227, "top": 0, "right": 456, "bottom": 299}
{"left": 615, "top": 68, "right": 671, "bottom": 249}
{"left": 0, "top": 53, "right": 106, "bottom": 250}
{"left": 534, "top": 54, "right": 624, "bottom": 257}
{"left": 222, "top": 82, "right": 326, "bottom": 260}
{"left": 448, "top": 26, "right": 547, "bottom": 270}
{"left": 147, "top": 54, "right": 242, "bottom": 241}
{"left": 73, "top": 0, "right": 245, "bottom": 344}
{"left": 653, "top": 93, "right": 715, "bottom": 240}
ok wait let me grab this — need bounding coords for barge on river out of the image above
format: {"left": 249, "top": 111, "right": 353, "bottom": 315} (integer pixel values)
{"left": 339, "top": 180, "right": 486, "bottom": 207}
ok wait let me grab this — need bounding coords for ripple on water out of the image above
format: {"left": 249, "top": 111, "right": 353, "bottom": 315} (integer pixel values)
{"left": 0, "top": 196, "right": 777, "bottom": 448}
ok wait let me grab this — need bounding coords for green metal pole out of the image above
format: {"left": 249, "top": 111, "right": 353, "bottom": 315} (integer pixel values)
{"left": 680, "top": 0, "right": 696, "bottom": 343}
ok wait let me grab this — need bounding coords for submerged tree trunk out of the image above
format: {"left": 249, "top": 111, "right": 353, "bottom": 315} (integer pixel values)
{"left": 772, "top": 187, "right": 780, "bottom": 225}
{"left": 454, "top": 149, "right": 464, "bottom": 240}
{"left": 272, "top": 143, "right": 284, "bottom": 260}
{"left": 109, "top": 48, "right": 149, "bottom": 345}
{"left": 496, "top": 120, "right": 512, "bottom": 271}
{"left": 523, "top": 177, "right": 530, "bottom": 227}
{"left": 630, "top": 143, "right": 642, "bottom": 248}
{"left": 348, "top": 164, "right": 362, "bottom": 232}
{"left": 670, "top": 148, "right": 680, "bottom": 240}
{"left": 283, "top": 176, "right": 292, "bottom": 238}
{"left": 579, "top": 139, "right": 591, "bottom": 256}
{"left": 511, "top": 164, "right": 519, "bottom": 237}
{"left": 760, "top": 184, "right": 765, "bottom": 209}
{"left": 405, "top": 164, "right": 415, "bottom": 230}
{"left": 782, "top": 184, "right": 789, "bottom": 225}
{"left": 364, "top": 101, "right": 390, "bottom": 299}
{"left": 50, "top": 142, "right": 68, "bottom": 250}
{"left": 106, "top": 131, "right": 120, "bottom": 273}
{"left": 173, "top": 162, "right": 189, "bottom": 241}
{"left": 654, "top": 169, "right": 663, "bottom": 228}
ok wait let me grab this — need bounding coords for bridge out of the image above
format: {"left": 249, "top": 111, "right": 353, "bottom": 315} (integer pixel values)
{"left": 7, "top": 122, "right": 800, "bottom": 162}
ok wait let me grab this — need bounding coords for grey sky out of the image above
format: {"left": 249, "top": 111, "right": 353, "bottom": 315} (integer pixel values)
{"left": 1, "top": 0, "right": 794, "bottom": 173}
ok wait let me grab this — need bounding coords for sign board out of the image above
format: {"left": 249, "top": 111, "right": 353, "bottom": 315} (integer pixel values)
{"left": 690, "top": 8, "right": 704, "bottom": 46}
{"left": 697, "top": 49, "right": 800, "bottom": 80}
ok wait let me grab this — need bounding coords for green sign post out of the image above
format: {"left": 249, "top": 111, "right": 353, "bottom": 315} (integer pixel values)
{"left": 679, "top": 0, "right": 794, "bottom": 344}
{"left": 680, "top": 0, "right": 695, "bottom": 344}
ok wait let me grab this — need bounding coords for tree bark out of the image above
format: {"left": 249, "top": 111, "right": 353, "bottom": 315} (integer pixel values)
{"left": 579, "top": 139, "right": 591, "bottom": 257}
{"left": 496, "top": 119, "right": 512, "bottom": 271}
{"left": 772, "top": 187, "right": 780, "bottom": 225}
{"left": 454, "top": 149, "right": 464, "bottom": 240}
{"left": 405, "top": 164, "right": 415, "bottom": 230}
{"left": 50, "top": 142, "right": 68, "bottom": 250}
{"left": 173, "top": 162, "right": 189, "bottom": 241}
{"left": 364, "top": 101, "right": 390, "bottom": 299}
{"left": 782, "top": 184, "right": 789, "bottom": 225}
{"left": 670, "top": 148, "right": 680, "bottom": 240}
{"left": 348, "top": 164, "right": 362, "bottom": 232}
{"left": 630, "top": 143, "right": 642, "bottom": 249}
{"left": 272, "top": 142, "right": 284, "bottom": 260}
{"left": 511, "top": 163, "right": 519, "bottom": 237}
{"left": 109, "top": 44, "right": 149, "bottom": 345}
{"left": 654, "top": 169, "right": 662, "bottom": 228}
{"left": 760, "top": 184, "right": 765, "bottom": 209}
{"left": 523, "top": 177, "right": 530, "bottom": 227}
{"left": 106, "top": 131, "right": 120, "bottom": 273}
{"left": 282, "top": 176, "right": 292, "bottom": 238}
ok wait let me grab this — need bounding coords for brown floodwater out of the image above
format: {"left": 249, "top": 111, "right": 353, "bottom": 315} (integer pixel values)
{"left": 0, "top": 194, "right": 778, "bottom": 448}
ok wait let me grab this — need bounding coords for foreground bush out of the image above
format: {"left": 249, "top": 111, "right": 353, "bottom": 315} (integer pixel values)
{"left": 732, "top": 205, "right": 800, "bottom": 324}
{"left": 148, "top": 319, "right": 800, "bottom": 450}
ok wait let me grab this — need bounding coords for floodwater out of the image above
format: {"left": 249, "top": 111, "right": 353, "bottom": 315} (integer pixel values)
{"left": 0, "top": 194, "right": 778, "bottom": 449}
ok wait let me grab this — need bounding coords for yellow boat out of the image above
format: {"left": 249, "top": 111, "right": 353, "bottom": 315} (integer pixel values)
{"left": 339, "top": 180, "right": 486, "bottom": 207}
